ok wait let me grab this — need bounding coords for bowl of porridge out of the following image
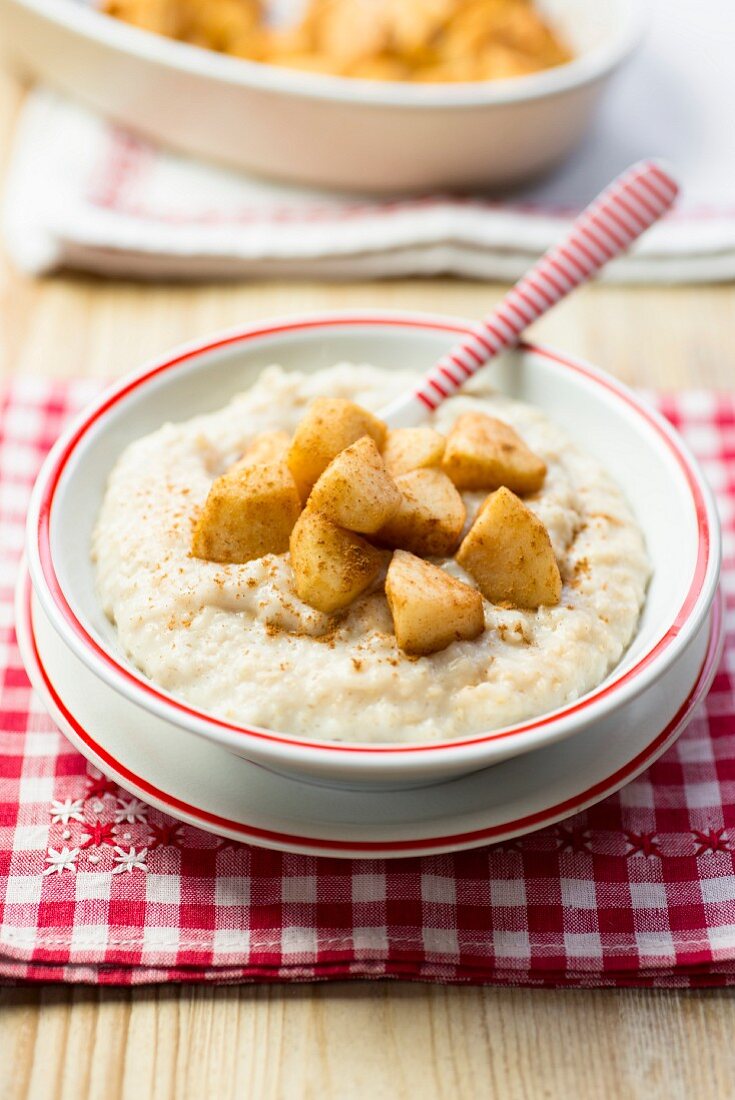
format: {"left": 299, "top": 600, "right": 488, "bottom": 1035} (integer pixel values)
{"left": 26, "top": 312, "right": 720, "bottom": 789}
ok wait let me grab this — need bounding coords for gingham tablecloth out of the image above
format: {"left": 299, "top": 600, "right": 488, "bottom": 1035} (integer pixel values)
{"left": 1, "top": 380, "right": 734, "bottom": 987}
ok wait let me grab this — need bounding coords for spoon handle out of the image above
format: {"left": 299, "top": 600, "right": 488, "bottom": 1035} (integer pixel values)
{"left": 381, "top": 159, "right": 679, "bottom": 428}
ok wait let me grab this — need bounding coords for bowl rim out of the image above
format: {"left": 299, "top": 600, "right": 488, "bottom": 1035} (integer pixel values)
{"left": 16, "top": 0, "right": 646, "bottom": 109}
{"left": 26, "top": 311, "right": 721, "bottom": 772}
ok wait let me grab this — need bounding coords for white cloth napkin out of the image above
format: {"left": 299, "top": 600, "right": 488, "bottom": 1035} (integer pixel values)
{"left": 4, "top": 0, "right": 735, "bottom": 283}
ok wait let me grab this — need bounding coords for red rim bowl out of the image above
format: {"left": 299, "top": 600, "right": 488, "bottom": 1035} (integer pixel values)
{"left": 25, "top": 312, "right": 722, "bottom": 784}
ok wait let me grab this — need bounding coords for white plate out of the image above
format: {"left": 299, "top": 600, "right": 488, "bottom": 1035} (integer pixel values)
{"left": 16, "top": 566, "right": 724, "bottom": 859}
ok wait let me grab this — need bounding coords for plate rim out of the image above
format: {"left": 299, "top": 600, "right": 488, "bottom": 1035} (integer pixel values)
{"left": 16, "top": 565, "right": 725, "bottom": 859}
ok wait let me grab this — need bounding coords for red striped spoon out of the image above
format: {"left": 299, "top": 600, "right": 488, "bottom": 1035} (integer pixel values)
{"left": 380, "top": 159, "right": 679, "bottom": 428}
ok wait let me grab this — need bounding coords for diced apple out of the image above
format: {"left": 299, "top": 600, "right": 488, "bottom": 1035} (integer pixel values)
{"left": 192, "top": 461, "right": 302, "bottom": 564}
{"left": 382, "top": 427, "right": 446, "bottom": 477}
{"left": 289, "top": 508, "right": 382, "bottom": 613}
{"left": 308, "top": 435, "right": 401, "bottom": 534}
{"left": 233, "top": 430, "right": 291, "bottom": 471}
{"left": 456, "top": 486, "right": 561, "bottom": 608}
{"left": 385, "top": 550, "right": 485, "bottom": 656}
{"left": 287, "top": 397, "right": 387, "bottom": 499}
{"left": 442, "top": 412, "right": 546, "bottom": 494}
{"left": 378, "top": 468, "right": 466, "bottom": 557}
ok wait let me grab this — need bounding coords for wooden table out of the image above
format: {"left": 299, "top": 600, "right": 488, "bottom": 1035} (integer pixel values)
{"left": 1, "top": 67, "right": 734, "bottom": 1100}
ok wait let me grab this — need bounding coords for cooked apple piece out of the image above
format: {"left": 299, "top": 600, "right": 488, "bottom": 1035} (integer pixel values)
{"left": 456, "top": 486, "right": 561, "bottom": 609}
{"left": 233, "top": 430, "right": 291, "bottom": 471}
{"left": 287, "top": 397, "right": 387, "bottom": 500}
{"left": 289, "top": 508, "right": 382, "bottom": 613}
{"left": 385, "top": 550, "right": 485, "bottom": 656}
{"left": 378, "top": 468, "right": 466, "bottom": 557}
{"left": 382, "top": 427, "right": 446, "bottom": 477}
{"left": 192, "top": 461, "right": 302, "bottom": 564}
{"left": 442, "top": 412, "right": 546, "bottom": 494}
{"left": 308, "top": 435, "right": 401, "bottom": 534}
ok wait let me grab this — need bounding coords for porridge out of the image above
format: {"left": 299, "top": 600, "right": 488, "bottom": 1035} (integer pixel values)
{"left": 92, "top": 363, "right": 650, "bottom": 743}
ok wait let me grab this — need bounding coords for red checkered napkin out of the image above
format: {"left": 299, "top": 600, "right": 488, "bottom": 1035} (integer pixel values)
{"left": 1, "top": 381, "right": 734, "bottom": 987}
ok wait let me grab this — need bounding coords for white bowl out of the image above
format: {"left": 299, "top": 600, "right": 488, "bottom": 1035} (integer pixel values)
{"left": 25, "top": 311, "right": 721, "bottom": 791}
{"left": 0, "top": 0, "right": 646, "bottom": 191}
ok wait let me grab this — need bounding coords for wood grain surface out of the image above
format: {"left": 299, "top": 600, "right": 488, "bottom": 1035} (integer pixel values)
{"left": 0, "top": 66, "right": 734, "bottom": 1100}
